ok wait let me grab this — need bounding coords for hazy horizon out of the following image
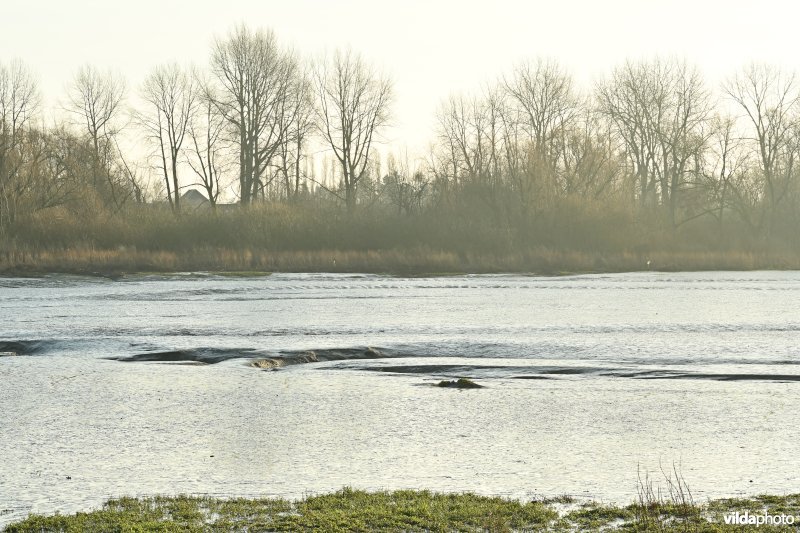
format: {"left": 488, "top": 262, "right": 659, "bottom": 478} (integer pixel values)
{"left": 4, "top": 0, "right": 800, "bottom": 153}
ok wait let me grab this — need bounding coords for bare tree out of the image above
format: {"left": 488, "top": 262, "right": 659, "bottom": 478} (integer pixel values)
{"left": 33, "top": 127, "right": 83, "bottom": 212}
{"left": 66, "top": 65, "right": 126, "bottom": 201}
{"left": 435, "top": 84, "right": 560, "bottom": 216}
{"left": 0, "top": 59, "right": 40, "bottom": 227}
{"left": 383, "top": 151, "right": 428, "bottom": 215}
{"left": 314, "top": 48, "right": 392, "bottom": 211}
{"left": 275, "top": 65, "right": 315, "bottom": 201}
{"left": 696, "top": 114, "right": 751, "bottom": 229}
{"left": 558, "top": 108, "right": 623, "bottom": 200}
{"left": 436, "top": 94, "right": 488, "bottom": 182}
{"left": 186, "top": 78, "right": 229, "bottom": 207}
{"left": 723, "top": 63, "right": 800, "bottom": 233}
{"left": 139, "top": 63, "right": 198, "bottom": 212}
{"left": 504, "top": 58, "right": 577, "bottom": 154}
{"left": 211, "top": 24, "right": 298, "bottom": 204}
{"left": 596, "top": 58, "right": 711, "bottom": 225}
{"left": 596, "top": 62, "right": 655, "bottom": 207}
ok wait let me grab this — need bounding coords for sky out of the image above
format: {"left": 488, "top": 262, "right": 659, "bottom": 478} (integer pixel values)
{"left": 2, "top": 0, "right": 800, "bottom": 156}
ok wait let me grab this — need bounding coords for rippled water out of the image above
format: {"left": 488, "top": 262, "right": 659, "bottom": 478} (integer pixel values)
{"left": 1, "top": 271, "right": 800, "bottom": 526}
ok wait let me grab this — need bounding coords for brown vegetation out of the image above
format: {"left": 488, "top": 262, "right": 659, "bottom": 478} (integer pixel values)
{"left": 3, "top": 27, "right": 800, "bottom": 274}
{"left": 2, "top": 201, "right": 799, "bottom": 275}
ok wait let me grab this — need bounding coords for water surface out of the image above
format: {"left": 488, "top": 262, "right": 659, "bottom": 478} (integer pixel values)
{"left": 1, "top": 272, "right": 799, "bottom": 526}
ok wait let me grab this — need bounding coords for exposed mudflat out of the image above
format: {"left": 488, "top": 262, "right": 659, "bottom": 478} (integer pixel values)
{"left": 2, "top": 271, "right": 800, "bottom": 527}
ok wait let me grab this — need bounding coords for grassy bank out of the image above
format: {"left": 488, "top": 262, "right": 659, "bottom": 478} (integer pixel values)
{"left": 3, "top": 246, "right": 800, "bottom": 277}
{"left": 5, "top": 488, "right": 800, "bottom": 532}
{"left": 3, "top": 202, "right": 800, "bottom": 276}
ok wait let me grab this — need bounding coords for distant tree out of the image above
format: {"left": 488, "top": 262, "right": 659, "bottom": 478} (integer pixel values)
{"left": 383, "top": 151, "right": 428, "bottom": 215}
{"left": 275, "top": 65, "right": 315, "bottom": 202}
{"left": 596, "top": 58, "right": 711, "bottom": 225}
{"left": 36, "top": 126, "right": 106, "bottom": 215}
{"left": 504, "top": 58, "right": 577, "bottom": 155}
{"left": 114, "top": 146, "right": 150, "bottom": 204}
{"left": 186, "top": 77, "right": 229, "bottom": 208}
{"left": 314, "top": 48, "right": 392, "bottom": 212}
{"left": 0, "top": 59, "right": 40, "bottom": 227}
{"left": 436, "top": 92, "right": 500, "bottom": 183}
{"left": 723, "top": 63, "right": 800, "bottom": 235}
{"left": 697, "top": 114, "right": 752, "bottom": 230}
{"left": 139, "top": 63, "right": 198, "bottom": 212}
{"left": 210, "top": 25, "right": 299, "bottom": 204}
{"left": 558, "top": 108, "right": 624, "bottom": 200}
{"left": 66, "top": 65, "right": 127, "bottom": 207}
{"left": 434, "top": 85, "right": 554, "bottom": 217}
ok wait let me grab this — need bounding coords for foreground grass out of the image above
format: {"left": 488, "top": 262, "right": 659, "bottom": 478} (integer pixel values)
{"left": 7, "top": 489, "right": 800, "bottom": 532}
{"left": 5, "top": 489, "right": 555, "bottom": 532}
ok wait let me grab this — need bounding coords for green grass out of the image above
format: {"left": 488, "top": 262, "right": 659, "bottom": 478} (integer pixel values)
{"left": 562, "top": 502, "right": 633, "bottom": 530}
{"left": 7, "top": 489, "right": 800, "bottom": 532}
{"left": 4, "top": 489, "right": 555, "bottom": 532}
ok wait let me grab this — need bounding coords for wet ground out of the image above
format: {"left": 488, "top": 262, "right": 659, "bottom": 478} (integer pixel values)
{"left": 2, "top": 272, "right": 799, "bottom": 526}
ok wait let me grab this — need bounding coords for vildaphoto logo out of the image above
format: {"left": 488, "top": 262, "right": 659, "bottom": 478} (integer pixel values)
{"left": 724, "top": 511, "right": 796, "bottom": 526}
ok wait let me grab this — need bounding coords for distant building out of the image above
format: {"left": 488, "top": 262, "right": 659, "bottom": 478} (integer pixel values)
{"left": 180, "top": 189, "right": 211, "bottom": 211}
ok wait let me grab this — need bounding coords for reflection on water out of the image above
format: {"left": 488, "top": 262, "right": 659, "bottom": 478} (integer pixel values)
{"left": 1, "top": 271, "right": 799, "bottom": 526}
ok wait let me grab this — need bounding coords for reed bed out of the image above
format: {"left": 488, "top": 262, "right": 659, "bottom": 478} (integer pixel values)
{"left": 2, "top": 245, "right": 799, "bottom": 276}
{"left": 2, "top": 202, "right": 799, "bottom": 275}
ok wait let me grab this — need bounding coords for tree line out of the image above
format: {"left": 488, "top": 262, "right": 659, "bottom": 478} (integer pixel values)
{"left": 3, "top": 24, "right": 800, "bottom": 254}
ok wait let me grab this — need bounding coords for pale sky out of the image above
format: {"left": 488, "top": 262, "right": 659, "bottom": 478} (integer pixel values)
{"left": 2, "top": 0, "right": 799, "bottom": 155}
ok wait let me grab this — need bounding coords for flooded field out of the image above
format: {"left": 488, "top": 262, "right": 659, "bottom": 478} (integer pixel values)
{"left": 1, "top": 272, "right": 799, "bottom": 526}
